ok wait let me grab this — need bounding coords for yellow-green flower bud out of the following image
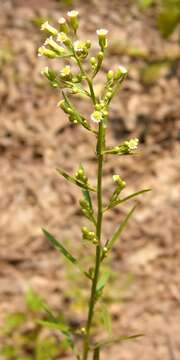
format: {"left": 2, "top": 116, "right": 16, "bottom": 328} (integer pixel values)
{"left": 105, "top": 91, "right": 113, "bottom": 100}
{"left": 67, "top": 10, "right": 79, "bottom": 32}
{"left": 90, "top": 57, "right": 97, "bottom": 66}
{"left": 58, "top": 100, "right": 73, "bottom": 115}
{"left": 97, "top": 51, "right": 104, "bottom": 61}
{"left": 58, "top": 17, "right": 69, "bottom": 34}
{"left": 107, "top": 70, "right": 114, "bottom": 80}
{"left": 96, "top": 28, "right": 108, "bottom": 50}
{"left": 41, "top": 66, "right": 56, "bottom": 81}
{"left": 114, "top": 65, "right": 128, "bottom": 81}
{"left": 44, "top": 37, "right": 66, "bottom": 56}
{"left": 80, "top": 327, "right": 86, "bottom": 335}
{"left": 113, "top": 175, "right": 126, "bottom": 189}
{"left": 38, "top": 46, "right": 58, "bottom": 58}
{"left": 103, "top": 246, "right": 108, "bottom": 257}
{"left": 41, "top": 21, "right": 58, "bottom": 36}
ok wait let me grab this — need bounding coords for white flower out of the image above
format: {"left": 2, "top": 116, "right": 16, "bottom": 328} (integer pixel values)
{"left": 60, "top": 65, "right": 71, "bottom": 77}
{"left": 41, "top": 21, "right": 58, "bottom": 36}
{"left": 58, "top": 17, "right": 66, "bottom": 24}
{"left": 91, "top": 110, "right": 104, "bottom": 123}
{"left": 57, "top": 32, "right": 67, "bottom": 43}
{"left": 73, "top": 40, "right": 84, "bottom": 52}
{"left": 96, "top": 28, "right": 108, "bottom": 37}
{"left": 124, "top": 138, "right": 139, "bottom": 151}
{"left": 118, "top": 65, "right": 128, "bottom": 74}
{"left": 67, "top": 10, "right": 79, "bottom": 18}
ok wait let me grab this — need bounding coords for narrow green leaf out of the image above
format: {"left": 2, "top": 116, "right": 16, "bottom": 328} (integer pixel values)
{"left": 56, "top": 168, "right": 96, "bottom": 192}
{"left": 106, "top": 205, "right": 137, "bottom": 253}
{"left": 93, "top": 347, "right": 100, "bottom": 360}
{"left": 38, "top": 320, "right": 69, "bottom": 333}
{"left": 96, "top": 271, "right": 110, "bottom": 293}
{"left": 42, "top": 229, "right": 91, "bottom": 279}
{"left": 42, "top": 229, "right": 77, "bottom": 264}
{"left": 92, "top": 334, "right": 143, "bottom": 350}
{"left": 99, "top": 305, "right": 112, "bottom": 335}
{"left": 108, "top": 188, "right": 151, "bottom": 210}
{"left": 26, "top": 288, "right": 44, "bottom": 312}
{"left": 80, "top": 164, "right": 96, "bottom": 225}
{"left": 39, "top": 318, "right": 75, "bottom": 352}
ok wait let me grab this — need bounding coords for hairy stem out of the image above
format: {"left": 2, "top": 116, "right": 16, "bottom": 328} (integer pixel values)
{"left": 82, "top": 122, "right": 104, "bottom": 360}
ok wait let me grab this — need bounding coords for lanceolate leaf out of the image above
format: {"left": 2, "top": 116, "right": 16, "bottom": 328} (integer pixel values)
{"left": 104, "top": 206, "right": 137, "bottom": 256}
{"left": 96, "top": 271, "right": 110, "bottom": 293}
{"left": 39, "top": 320, "right": 75, "bottom": 351}
{"left": 91, "top": 334, "right": 143, "bottom": 350}
{"left": 42, "top": 229, "right": 91, "bottom": 279}
{"left": 43, "top": 229, "right": 77, "bottom": 264}
{"left": 56, "top": 168, "right": 96, "bottom": 192}
{"left": 99, "top": 305, "right": 112, "bottom": 335}
{"left": 38, "top": 320, "right": 69, "bottom": 333}
{"left": 107, "top": 188, "right": 151, "bottom": 210}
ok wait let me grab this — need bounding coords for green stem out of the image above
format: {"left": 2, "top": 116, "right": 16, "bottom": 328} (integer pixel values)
{"left": 73, "top": 54, "right": 96, "bottom": 105}
{"left": 82, "top": 122, "right": 104, "bottom": 360}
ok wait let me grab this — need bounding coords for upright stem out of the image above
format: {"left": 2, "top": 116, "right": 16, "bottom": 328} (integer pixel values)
{"left": 82, "top": 122, "right": 104, "bottom": 360}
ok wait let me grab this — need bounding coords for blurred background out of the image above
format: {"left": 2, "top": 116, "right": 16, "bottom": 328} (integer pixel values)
{"left": 0, "top": 0, "right": 180, "bottom": 359}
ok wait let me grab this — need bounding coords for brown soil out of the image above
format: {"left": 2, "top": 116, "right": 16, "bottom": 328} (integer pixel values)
{"left": 0, "top": 0, "right": 180, "bottom": 359}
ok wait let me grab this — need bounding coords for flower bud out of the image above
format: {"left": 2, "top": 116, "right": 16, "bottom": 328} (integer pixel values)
{"left": 41, "top": 21, "right": 58, "bottom": 36}
{"left": 41, "top": 66, "right": 56, "bottom": 81}
{"left": 114, "top": 65, "right": 128, "bottom": 81}
{"left": 96, "top": 28, "right": 108, "bottom": 50}
{"left": 90, "top": 57, "right": 97, "bottom": 66}
{"left": 38, "top": 46, "right": 58, "bottom": 58}
{"left": 44, "top": 37, "right": 66, "bottom": 56}
{"left": 107, "top": 70, "right": 114, "bottom": 80}
{"left": 67, "top": 10, "right": 79, "bottom": 32}
{"left": 105, "top": 91, "right": 113, "bottom": 100}
{"left": 75, "top": 168, "right": 87, "bottom": 183}
{"left": 81, "top": 227, "right": 97, "bottom": 243}
{"left": 58, "top": 100, "right": 73, "bottom": 114}
{"left": 80, "top": 327, "right": 86, "bottom": 335}
{"left": 97, "top": 51, "right": 104, "bottom": 61}
{"left": 113, "top": 175, "right": 126, "bottom": 189}
{"left": 102, "top": 246, "right": 108, "bottom": 257}
{"left": 58, "top": 17, "right": 69, "bottom": 34}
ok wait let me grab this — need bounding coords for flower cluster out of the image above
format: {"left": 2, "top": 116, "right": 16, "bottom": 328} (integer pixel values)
{"left": 38, "top": 10, "right": 133, "bottom": 139}
{"left": 81, "top": 227, "right": 98, "bottom": 244}
{"left": 104, "top": 138, "right": 139, "bottom": 156}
